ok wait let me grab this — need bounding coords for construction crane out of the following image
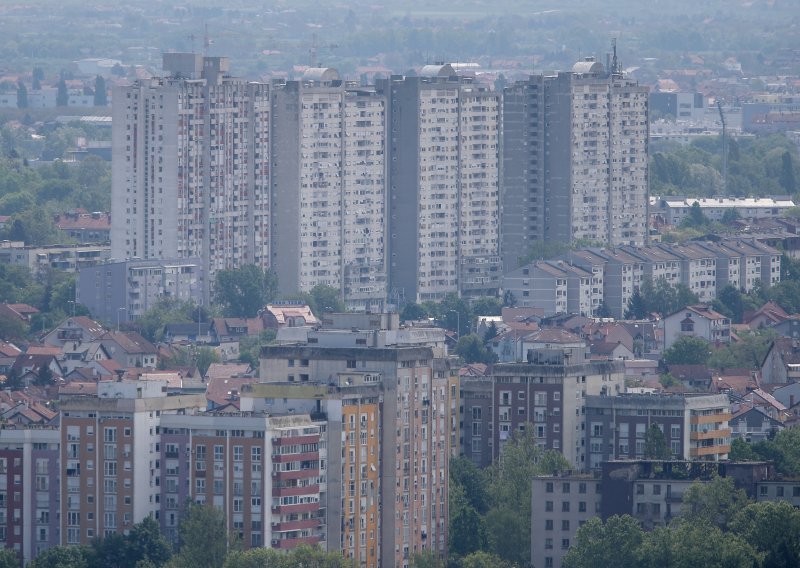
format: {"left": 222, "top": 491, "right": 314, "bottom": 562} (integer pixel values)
{"left": 717, "top": 100, "right": 728, "bottom": 196}
{"left": 308, "top": 33, "right": 338, "bottom": 68}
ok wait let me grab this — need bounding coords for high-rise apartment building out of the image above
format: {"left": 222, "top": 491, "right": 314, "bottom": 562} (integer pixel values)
{"left": 59, "top": 380, "right": 206, "bottom": 546}
{"left": 251, "top": 313, "right": 452, "bottom": 567}
{"left": 111, "top": 53, "right": 271, "bottom": 300}
{"left": 503, "top": 59, "right": 649, "bottom": 272}
{"left": 380, "top": 66, "right": 501, "bottom": 303}
{"left": 271, "top": 70, "right": 388, "bottom": 311}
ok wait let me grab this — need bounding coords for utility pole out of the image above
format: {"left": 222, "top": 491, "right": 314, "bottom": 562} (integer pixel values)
{"left": 717, "top": 100, "right": 728, "bottom": 195}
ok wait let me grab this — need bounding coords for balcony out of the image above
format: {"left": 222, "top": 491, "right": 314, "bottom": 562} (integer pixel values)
{"left": 690, "top": 413, "right": 732, "bottom": 425}
{"left": 690, "top": 444, "right": 731, "bottom": 457}
{"left": 271, "top": 502, "right": 320, "bottom": 515}
{"left": 271, "top": 518, "right": 321, "bottom": 532}
{"left": 271, "top": 452, "right": 318, "bottom": 464}
{"left": 271, "top": 535, "right": 321, "bottom": 549}
{"left": 272, "top": 484, "right": 320, "bottom": 498}
{"left": 690, "top": 428, "right": 731, "bottom": 441}
{"left": 272, "top": 468, "right": 320, "bottom": 481}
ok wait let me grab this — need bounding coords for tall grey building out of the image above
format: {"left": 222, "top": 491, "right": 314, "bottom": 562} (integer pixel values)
{"left": 379, "top": 65, "right": 501, "bottom": 304}
{"left": 270, "top": 69, "right": 389, "bottom": 311}
{"left": 111, "top": 53, "right": 272, "bottom": 302}
{"left": 503, "top": 58, "right": 649, "bottom": 272}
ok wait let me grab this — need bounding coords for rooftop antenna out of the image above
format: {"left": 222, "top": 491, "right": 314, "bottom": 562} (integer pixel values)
{"left": 203, "top": 24, "right": 213, "bottom": 56}
{"left": 717, "top": 100, "right": 728, "bottom": 196}
{"left": 188, "top": 33, "right": 197, "bottom": 54}
{"left": 611, "top": 38, "right": 620, "bottom": 75}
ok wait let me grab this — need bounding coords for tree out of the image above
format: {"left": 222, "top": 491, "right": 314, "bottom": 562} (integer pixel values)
{"left": 471, "top": 296, "right": 503, "bottom": 316}
{"left": 309, "top": 283, "right": 346, "bottom": 314}
{"left": 17, "top": 81, "right": 28, "bottom": 109}
{"left": 4, "top": 369, "right": 23, "bottom": 390}
{"left": 94, "top": 75, "right": 108, "bottom": 106}
{"left": 410, "top": 551, "right": 442, "bottom": 568}
{"left": 56, "top": 78, "right": 69, "bottom": 107}
{"left": 483, "top": 320, "right": 499, "bottom": 343}
{"left": 401, "top": 302, "right": 427, "bottom": 321}
{"left": 681, "top": 475, "right": 749, "bottom": 530}
{"left": 486, "top": 427, "right": 570, "bottom": 566}
{"left": 663, "top": 336, "right": 710, "bottom": 365}
{"left": 780, "top": 151, "right": 797, "bottom": 194}
{"left": 681, "top": 201, "right": 709, "bottom": 228}
{"left": 729, "top": 437, "right": 759, "bottom": 462}
{"left": 0, "top": 312, "right": 28, "bottom": 341}
{"left": 0, "top": 549, "right": 18, "bottom": 568}
{"left": 625, "top": 288, "right": 648, "bottom": 319}
{"left": 195, "top": 346, "right": 221, "bottom": 377}
{"left": 750, "top": 427, "right": 800, "bottom": 475}
{"left": 28, "top": 546, "right": 93, "bottom": 568}
{"left": 125, "top": 516, "right": 172, "bottom": 567}
{"left": 450, "top": 457, "right": 489, "bottom": 513}
{"left": 638, "top": 520, "right": 763, "bottom": 568}
{"left": 730, "top": 501, "right": 800, "bottom": 568}
{"left": 214, "top": 265, "right": 278, "bottom": 318}
{"left": 171, "top": 503, "right": 229, "bottom": 568}
{"left": 449, "top": 483, "right": 487, "bottom": 557}
{"left": 562, "top": 515, "right": 644, "bottom": 568}
{"left": 454, "top": 334, "right": 498, "bottom": 365}
{"left": 460, "top": 552, "right": 515, "bottom": 568}
{"left": 34, "top": 364, "right": 54, "bottom": 386}
{"left": 658, "top": 372, "right": 678, "bottom": 389}
{"left": 644, "top": 424, "right": 671, "bottom": 459}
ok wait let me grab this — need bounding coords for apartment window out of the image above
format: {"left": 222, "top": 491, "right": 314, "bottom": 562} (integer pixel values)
{"left": 545, "top": 538, "right": 553, "bottom": 550}
{"left": 671, "top": 425, "right": 681, "bottom": 439}
{"left": 104, "top": 427, "right": 117, "bottom": 443}
{"left": 562, "top": 520, "right": 570, "bottom": 531}
{"left": 545, "top": 519, "right": 553, "bottom": 530}
{"left": 545, "top": 482, "right": 554, "bottom": 493}
{"left": 579, "top": 501, "right": 587, "bottom": 512}
{"left": 214, "top": 445, "right": 224, "bottom": 461}
{"left": 233, "top": 446, "right": 244, "bottom": 462}
{"left": 545, "top": 501, "right": 553, "bottom": 512}
{"left": 347, "top": 360, "right": 357, "bottom": 369}
{"left": 636, "top": 484, "right": 644, "bottom": 495}
{"left": 562, "top": 538, "right": 570, "bottom": 549}
{"left": 562, "top": 502, "right": 570, "bottom": 513}
{"left": 562, "top": 483, "right": 570, "bottom": 494}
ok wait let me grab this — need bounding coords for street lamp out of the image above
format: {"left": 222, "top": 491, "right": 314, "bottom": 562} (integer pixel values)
{"left": 67, "top": 300, "right": 75, "bottom": 317}
{"left": 117, "top": 307, "right": 127, "bottom": 332}
{"left": 448, "top": 309, "right": 461, "bottom": 340}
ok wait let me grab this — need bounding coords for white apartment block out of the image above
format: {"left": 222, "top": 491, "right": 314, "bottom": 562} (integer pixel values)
{"left": 271, "top": 70, "right": 388, "bottom": 311}
{"left": 519, "top": 238, "right": 781, "bottom": 318}
{"left": 111, "top": 54, "right": 271, "bottom": 301}
{"left": 381, "top": 65, "right": 501, "bottom": 303}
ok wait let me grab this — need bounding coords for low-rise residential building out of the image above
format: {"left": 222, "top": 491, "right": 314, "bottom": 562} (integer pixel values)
{"left": 78, "top": 258, "right": 206, "bottom": 326}
{"left": 53, "top": 211, "right": 111, "bottom": 243}
{"left": 532, "top": 460, "right": 773, "bottom": 568}
{"left": 584, "top": 393, "right": 732, "bottom": 469}
{"left": 662, "top": 305, "right": 731, "bottom": 350}
{"left": 0, "top": 242, "right": 111, "bottom": 279}
{"left": 531, "top": 473, "right": 601, "bottom": 568}
{"left": 651, "top": 196, "right": 796, "bottom": 226}
{"left": 0, "top": 424, "right": 61, "bottom": 565}
{"left": 461, "top": 340, "right": 625, "bottom": 469}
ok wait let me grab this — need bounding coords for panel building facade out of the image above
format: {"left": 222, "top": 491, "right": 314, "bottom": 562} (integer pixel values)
{"left": 380, "top": 65, "right": 501, "bottom": 303}
{"left": 111, "top": 53, "right": 271, "bottom": 301}
{"left": 503, "top": 59, "right": 649, "bottom": 272}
